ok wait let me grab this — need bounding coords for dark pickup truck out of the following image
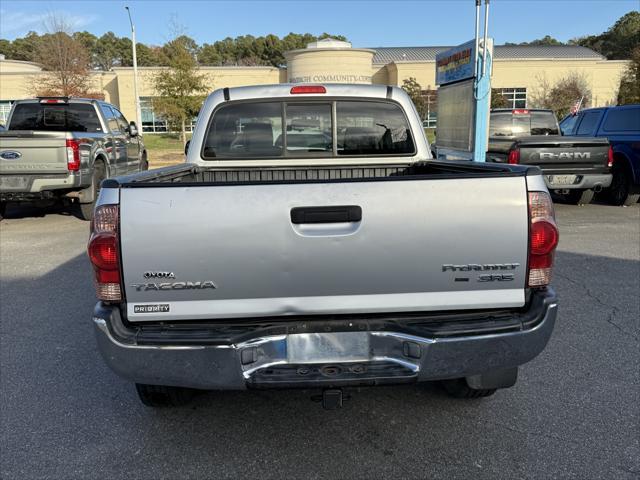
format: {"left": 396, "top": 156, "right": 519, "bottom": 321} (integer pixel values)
{"left": 487, "top": 109, "right": 611, "bottom": 205}
{"left": 560, "top": 104, "right": 640, "bottom": 206}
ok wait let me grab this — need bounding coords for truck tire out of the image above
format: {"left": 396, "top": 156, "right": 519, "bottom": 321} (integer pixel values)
{"left": 441, "top": 378, "right": 497, "bottom": 399}
{"left": 606, "top": 163, "right": 639, "bottom": 206}
{"left": 626, "top": 193, "right": 640, "bottom": 206}
{"left": 565, "top": 189, "right": 594, "bottom": 205}
{"left": 76, "top": 161, "right": 106, "bottom": 221}
{"left": 135, "top": 383, "right": 196, "bottom": 407}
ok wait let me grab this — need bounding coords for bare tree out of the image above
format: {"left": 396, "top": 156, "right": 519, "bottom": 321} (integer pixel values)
{"left": 32, "top": 14, "right": 92, "bottom": 97}
{"left": 529, "top": 74, "right": 553, "bottom": 110}
{"left": 530, "top": 72, "right": 591, "bottom": 118}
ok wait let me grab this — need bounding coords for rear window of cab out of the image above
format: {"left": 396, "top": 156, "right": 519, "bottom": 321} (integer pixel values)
{"left": 489, "top": 111, "right": 559, "bottom": 137}
{"left": 201, "top": 100, "right": 415, "bottom": 159}
{"left": 8, "top": 103, "right": 103, "bottom": 132}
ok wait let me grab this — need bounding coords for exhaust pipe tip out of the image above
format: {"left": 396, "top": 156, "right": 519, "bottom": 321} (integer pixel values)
{"left": 593, "top": 184, "right": 603, "bottom": 193}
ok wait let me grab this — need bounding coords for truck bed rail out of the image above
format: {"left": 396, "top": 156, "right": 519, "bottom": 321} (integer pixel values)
{"left": 104, "top": 161, "right": 539, "bottom": 188}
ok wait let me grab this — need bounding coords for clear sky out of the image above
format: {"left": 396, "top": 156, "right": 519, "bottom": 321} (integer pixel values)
{"left": 0, "top": 0, "right": 637, "bottom": 47}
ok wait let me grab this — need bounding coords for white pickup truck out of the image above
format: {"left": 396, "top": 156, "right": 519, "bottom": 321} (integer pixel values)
{"left": 89, "top": 84, "right": 559, "bottom": 409}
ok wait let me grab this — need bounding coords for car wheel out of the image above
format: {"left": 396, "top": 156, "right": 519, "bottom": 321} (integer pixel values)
{"left": 135, "top": 383, "right": 197, "bottom": 407}
{"left": 76, "top": 161, "right": 106, "bottom": 221}
{"left": 606, "top": 164, "right": 639, "bottom": 206}
{"left": 625, "top": 193, "right": 640, "bottom": 206}
{"left": 441, "top": 378, "right": 497, "bottom": 399}
{"left": 565, "top": 189, "right": 594, "bottom": 205}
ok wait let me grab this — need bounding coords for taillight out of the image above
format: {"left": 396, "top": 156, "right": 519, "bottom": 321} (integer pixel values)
{"left": 512, "top": 109, "right": 529, "bottom": 115}
{"left": 528, "top": 192, "right": 559, "bottom": 287}
{"left": 607, "top": 146, "right": 614, "bottom": 168}
{"left": 66, "top": 139, "right": 80, "bottom": 171}
{"left": 508, "top": 147, "right": 520, "bottom": 164}
{"left": 290, "top": 85, "right": 326, "bottom": 94}
{"left": 88, "top": 204, "right": 122, "bottom": 302}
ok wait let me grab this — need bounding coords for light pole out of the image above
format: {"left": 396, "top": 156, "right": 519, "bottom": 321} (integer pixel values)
{"left": 125, "top": 6, "right": 142, "bottom": 130}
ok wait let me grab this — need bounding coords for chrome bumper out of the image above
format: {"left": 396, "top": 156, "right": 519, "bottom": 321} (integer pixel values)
{"left": 93, "top": 289, "right": 557, "bottom": 390}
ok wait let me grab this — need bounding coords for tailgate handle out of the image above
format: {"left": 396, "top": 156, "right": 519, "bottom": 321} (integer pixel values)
{"left": 290, "top": 205, "right": 362, "bottom": 224}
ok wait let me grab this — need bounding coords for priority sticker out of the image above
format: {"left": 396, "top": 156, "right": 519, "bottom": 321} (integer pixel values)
{"left": 134, "top": 304, "right": 170, "bottom": 313}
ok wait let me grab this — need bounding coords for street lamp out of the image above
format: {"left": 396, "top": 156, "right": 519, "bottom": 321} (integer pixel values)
{"left": 125, "top": 6, "right": 142, "bottom": 130}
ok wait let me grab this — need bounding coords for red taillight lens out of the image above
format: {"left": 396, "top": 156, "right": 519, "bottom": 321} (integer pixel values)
{"left": 290, "top": 85, "right": 326, "bottom": 94}
{"left": 607, "top": 146, "right": 614, "bottom": 168}
{"left": 512, "top": 109, "right": 529, "bottom": 115}
{"left": 66, "top": 139, "right": 80, "bottom": 171}
{"left": 530, "top": 220, "right": 559, "bottom": 255}
{"left": 88, "top": 204, "right": 122, "bottom": 301}
{"left": 508, "top": 148, "right": 520, "bottom": 164}
{"left": 528, "top": 192, "right": 559, "bottom": 287}
{"left": 88, "top": 235, "right": 118, "bottom": 270}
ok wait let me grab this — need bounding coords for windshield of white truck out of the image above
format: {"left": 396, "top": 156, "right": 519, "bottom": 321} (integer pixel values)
{"left": 489, "top": 111, "right": 559, "bottom": 136}
{"left": 202, "top": 100, "right": 414, "bottom": 159}
{"left": 8, "top": 103, "right": 103, "bottom": 133}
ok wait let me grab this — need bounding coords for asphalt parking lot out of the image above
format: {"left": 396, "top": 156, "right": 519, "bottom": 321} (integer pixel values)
{"left": 1, "top": 201, "right": 638, "bottom": 480}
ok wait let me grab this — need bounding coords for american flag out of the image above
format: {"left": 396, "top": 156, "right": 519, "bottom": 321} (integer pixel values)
{"left": 570, "top": 96, "right": 584, "bottom": 116}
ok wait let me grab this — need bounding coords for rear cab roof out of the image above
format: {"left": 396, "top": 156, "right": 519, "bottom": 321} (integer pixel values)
{"left": 491, "top": 108, "right": 554, "bottom": 113}
{"left": 14, "top": 97, "right": 99, "bottom": 105}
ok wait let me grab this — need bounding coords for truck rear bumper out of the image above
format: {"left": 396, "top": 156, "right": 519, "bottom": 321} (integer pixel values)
{"left": 0, "top": 172, "right": 86, "bottom": 201}
{"left": 93, "top": 289, "right": 557, "bottom": 390}
{"left": 545, "top": 173, "right": 612, "bottom": 190}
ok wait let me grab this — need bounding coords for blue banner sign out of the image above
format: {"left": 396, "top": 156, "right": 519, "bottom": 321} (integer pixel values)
{"left": 435, "top": 40, "right": 475, "bottom": 86}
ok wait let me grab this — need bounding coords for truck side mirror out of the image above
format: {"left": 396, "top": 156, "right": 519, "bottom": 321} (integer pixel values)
{"left": 128, "top": 121, "right": 139, "bottom": 137}
{"left": 184, "top": 140, "right": 190, "bottom": 156}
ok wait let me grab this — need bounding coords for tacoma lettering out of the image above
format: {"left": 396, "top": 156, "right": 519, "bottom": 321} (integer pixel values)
{"left": 130, "top": 281, "right": 217, "bottom": 292}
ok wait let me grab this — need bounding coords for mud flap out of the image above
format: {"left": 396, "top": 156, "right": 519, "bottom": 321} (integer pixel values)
{"left": 466, "top": 367, "right": 518, "bottom": 390}
{"left": 78, "top": 181, "right": 95, "bottom": 203}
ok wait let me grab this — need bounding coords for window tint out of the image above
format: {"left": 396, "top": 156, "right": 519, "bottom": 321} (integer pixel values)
{"left": 489, "top": 111, "right": 530, "bottom": 136}
{"left": 530, "top": 112, "right": 558, "bottom": 135}
{"left": 336, "top": 101, "right": 414, "bottom": 155}
{"left": 576, "top": 111, "right": 601, "bottom": 135}
{"left": 490, "top": 111, "right": 558, "bottom": 137}
{"left": 99, "top": 105, "right": 120, "bottom": 132}
{"left": 560, "top": 114, "right": 579, "bottom": 135}
{"left": 489, "top": 112, "right": 515, "bottom": 136}
{"left": 284, "top": 104, "right": 332, "bottom": 153}
{"left": 112, "top": 108, "right": 130, "bottom": 132}
{"left": 8, "top": 103, "right": 102, "bottom": 132}
{"left": 602, "top": 108, "right": 640, "bottom": 132}
{"left": 202, "top": 100, "right": 415, "bottom": 159}
{"left": 204, "top": 102, "right": 283, "bottom": 158}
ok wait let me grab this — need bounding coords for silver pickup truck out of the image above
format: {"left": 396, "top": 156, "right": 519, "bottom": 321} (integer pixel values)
{"left": 0, "top": 97, "right": 148, "bottom": 220}
{"left": 89, "top": 84, "right": 559, "bottom": 409}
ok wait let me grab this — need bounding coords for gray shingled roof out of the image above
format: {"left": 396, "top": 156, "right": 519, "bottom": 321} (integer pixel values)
{"left": 371, "top": 45, "right": 604, "bottom": 64}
